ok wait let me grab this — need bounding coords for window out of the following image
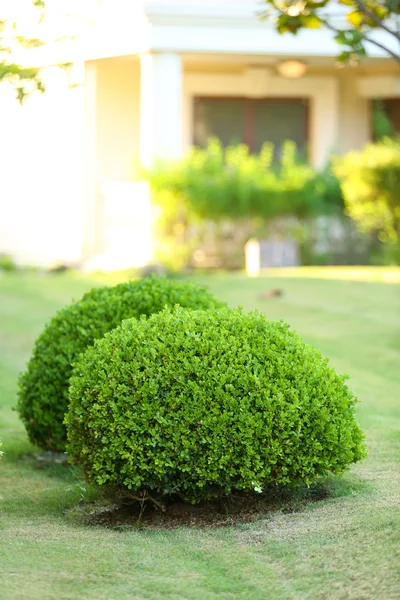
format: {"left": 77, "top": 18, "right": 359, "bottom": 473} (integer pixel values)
{"left": 382, "top": 99, "right": 400, "bottom": 132}
{"left": 193, "top": 97, "right": 309, "bottom": 158}
{"left": 372, "top": 98, "right": 400, "bottom": 140}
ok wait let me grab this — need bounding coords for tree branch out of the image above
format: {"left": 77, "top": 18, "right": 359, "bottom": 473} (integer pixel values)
{"left": 362, "top": 33, "right": 400, "bottom": 61}
{"left": 321, "top": 16, "right": 400, "bottom": 62}
{"left": 124, "top": 490, "right": 166, "bottom": 510}
{"left": 354, "top": 0, "right": 400, "bottom": 41}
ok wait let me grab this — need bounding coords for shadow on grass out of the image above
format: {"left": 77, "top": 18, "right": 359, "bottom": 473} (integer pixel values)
{"left": 3, "top": 441, "right": 372, "bottom": 529}
{"left": 1, "top": 445, "right": 99, "bottom": 520}
{"left": 69, "top": 473, "right": 373, "bottom": 531}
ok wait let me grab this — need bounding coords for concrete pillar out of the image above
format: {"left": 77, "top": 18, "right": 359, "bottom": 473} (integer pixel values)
{"left": 83, "top": 61, "right": 98, "bottom": 260}
{"left": 311, "top": 77, "right": 339, "bottom": 169}
{"left": 338, "top": 71, "right": 370, "bottom": 154}
{"left": 139, "top": 52, "right": 183, "bottom": 166}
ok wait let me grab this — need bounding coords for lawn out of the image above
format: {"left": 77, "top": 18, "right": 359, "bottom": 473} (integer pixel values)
{"left": 1, "top": 269, "right": 399, "bottom": 600}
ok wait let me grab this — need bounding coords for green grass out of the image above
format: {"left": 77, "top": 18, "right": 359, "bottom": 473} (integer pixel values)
{"left": 1, "top": 269, "right": 399, "bottom": 599}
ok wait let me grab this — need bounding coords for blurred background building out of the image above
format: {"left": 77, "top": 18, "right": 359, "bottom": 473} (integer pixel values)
{"left": 0, "top": 0, "right": 399, "bottom": 269}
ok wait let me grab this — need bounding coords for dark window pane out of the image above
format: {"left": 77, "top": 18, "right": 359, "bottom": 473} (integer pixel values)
{"left": 372, "top": 99, "right": 400, "bottom": 140}
{"left": 384, "top": 99, "right": 400, "bottom": 132}
{"left": 193, "top": 99, "right": 246, "bottom": 147}
{"left": 254, "top": 100, "right": 308, "bottom": 157}
{"left": 193, "top": 98, "right": 308, "bottom": 159}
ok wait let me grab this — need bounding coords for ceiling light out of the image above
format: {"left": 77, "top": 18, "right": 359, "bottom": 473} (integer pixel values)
{"left": 277, "top": 60, "right": 307, "bottom": 79}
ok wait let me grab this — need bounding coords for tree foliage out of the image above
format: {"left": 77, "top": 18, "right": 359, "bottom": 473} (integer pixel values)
{"left": 260, "top": 0, "right": 400, "bottom": 63}
{"left": 0, "top": 1, "right": 48, "bottom": 101}
{"left": 0, "top": 0, "right": 90, "bottom": 102}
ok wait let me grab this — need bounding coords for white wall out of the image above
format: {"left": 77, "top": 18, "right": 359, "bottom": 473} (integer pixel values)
{"left": 96, "top": 57, "right": 141, "bottom": 182}
{"left": 0, "top": 68, "right": 85, "bottom": 266}
{"left": 83, "top": 57, "right": 153, "bottom": 270}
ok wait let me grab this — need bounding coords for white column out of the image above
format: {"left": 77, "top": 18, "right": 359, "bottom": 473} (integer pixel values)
{"left": 338, "top": 71, "right": 370, "bottom": 154}
{"left": 140, "top": 52, "right": 183, "bottom": 166}
{"left": 311, "top": 78, "right": 339, "bottom": 169}
{"left": 83, "top": 61, "right": 98, "bottom": 260}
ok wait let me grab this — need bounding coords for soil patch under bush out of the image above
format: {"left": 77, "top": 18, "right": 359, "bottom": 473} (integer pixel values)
{"left": 69, "top": 484, "right": 331, "bottom": 530}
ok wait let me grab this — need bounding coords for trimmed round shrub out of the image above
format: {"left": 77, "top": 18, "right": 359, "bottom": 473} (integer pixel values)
{"left": 17, "top": 276, "right": 224, "bottom": 451}
{"left": 66, "top": 307, "right": 366, "bottom": 504}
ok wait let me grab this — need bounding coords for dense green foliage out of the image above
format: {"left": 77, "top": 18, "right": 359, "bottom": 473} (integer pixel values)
{"left": 334, "top": 138, "right": 400, "bottom": 263}
{"left": 66, "top": 307, "right": 366, "bottom": 504}
{"left": 17, "top": 276, "right": 224, "bottom": 451}
{"left": 147, "top": 139, "right": 343, "bottom": 269}
{"left": 148, "top": 139, "right": 339, "bottom": 222}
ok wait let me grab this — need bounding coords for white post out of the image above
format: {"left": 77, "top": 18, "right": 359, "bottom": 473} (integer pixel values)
{"left": 83, "top": 61, "right": 98, "bottom": 260}
{"left": 245, "top": 239, "right": 260, "bottom": 277}
{"left": 140, "top": 52, "right": 183, "bottom": 166}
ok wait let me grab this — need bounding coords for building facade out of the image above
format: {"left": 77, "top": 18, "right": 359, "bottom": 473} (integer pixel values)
{"left": 1, "top": 0, "right": 399, "bottom": 268}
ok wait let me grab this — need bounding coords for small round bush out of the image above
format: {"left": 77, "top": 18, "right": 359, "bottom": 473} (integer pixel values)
{"left": 66, "top": 307, "right": 366, "bottom": 504}
{"left": 18, "top": 276, "right": 224, "bottom": 451}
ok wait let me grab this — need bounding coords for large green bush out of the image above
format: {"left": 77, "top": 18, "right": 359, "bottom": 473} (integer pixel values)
{"left": 17, "top": 276, "right": 224, "bottom": 452}
{"left": 66, "top": 307, "right": 366, "bottom": 504}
